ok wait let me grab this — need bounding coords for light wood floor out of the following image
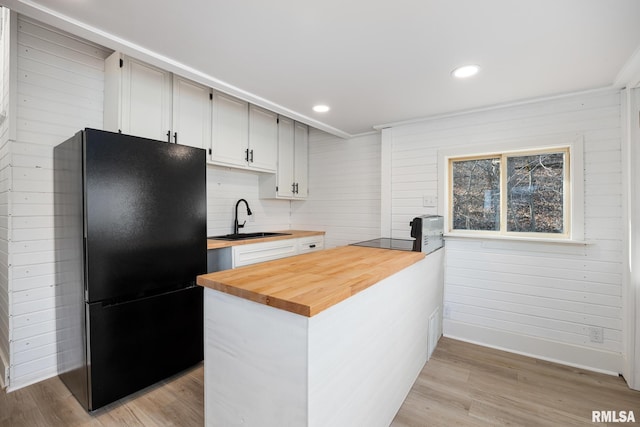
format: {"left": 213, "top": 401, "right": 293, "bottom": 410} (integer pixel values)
{"left": 0, "top": 363, "right": 204, "bottom": 427}
{"left": 1, "top": 338, "right": 639, "bottom": 426}
{"left": 392, "top": 338, "right": 640, "bottom": 426}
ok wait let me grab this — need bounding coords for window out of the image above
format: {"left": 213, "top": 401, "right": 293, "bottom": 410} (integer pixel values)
{"left": 448, "top": 148, "right": 570, "bottom": 238}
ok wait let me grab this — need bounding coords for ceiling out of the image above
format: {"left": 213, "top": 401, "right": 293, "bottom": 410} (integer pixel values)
{"left": 3, "top": 0, "right": 640, "bottom": 137}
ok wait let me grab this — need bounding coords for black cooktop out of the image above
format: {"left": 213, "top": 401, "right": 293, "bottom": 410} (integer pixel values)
{"left": 350, "top": 238, "right": 416, "bottom": 252}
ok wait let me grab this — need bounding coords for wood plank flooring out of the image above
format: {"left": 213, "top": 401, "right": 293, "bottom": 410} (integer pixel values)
{"left": 1, "top": 338, "right": 638, "bottom": 426}
{"left": 0, "top": 364, "right": 204, "bottom": 427}
{"left": 392, "top": 338, "right": 640, "bottom": 426}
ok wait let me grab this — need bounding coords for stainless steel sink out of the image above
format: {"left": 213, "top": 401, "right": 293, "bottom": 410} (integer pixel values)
{"left": 207, "top": 232, "right": 291, "bottom": 241}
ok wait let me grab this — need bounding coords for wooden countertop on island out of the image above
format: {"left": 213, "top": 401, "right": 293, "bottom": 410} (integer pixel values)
{"left": 196, "top": 245, "right": 425, "bottom": 317}
{"left": 207, "top": 230, "right": 325, "bottom": 250}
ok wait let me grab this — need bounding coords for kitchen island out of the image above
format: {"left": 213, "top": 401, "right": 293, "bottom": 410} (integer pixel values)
{"left": 196, "top": 245, "right": 444, "bottom": 427}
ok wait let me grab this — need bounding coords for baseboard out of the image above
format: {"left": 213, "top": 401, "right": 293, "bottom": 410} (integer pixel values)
{"left": 444, "top": 319, "right": 623, "bottom": 376}
{"left": 7, "top": 366, "right": 59, "bottom": 392}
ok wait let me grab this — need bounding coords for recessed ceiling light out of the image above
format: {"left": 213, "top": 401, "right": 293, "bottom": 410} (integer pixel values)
{"left": 313, "top": 105, "right": 330, "bottom": 113}
{"left": 452, "top": 65, "right": 480, "bottom": 79}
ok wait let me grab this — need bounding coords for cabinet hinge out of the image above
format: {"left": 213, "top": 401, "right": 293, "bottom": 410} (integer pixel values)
{"left": 119, "top": 58, "right": 123, "bottom": 68}
{"left": 210, "top": 93, "right": 213, "bottom": 100}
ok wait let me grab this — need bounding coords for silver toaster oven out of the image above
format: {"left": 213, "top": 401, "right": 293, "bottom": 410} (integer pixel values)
{"left": 410, "top": 215, "right": 444, "bottom": 254}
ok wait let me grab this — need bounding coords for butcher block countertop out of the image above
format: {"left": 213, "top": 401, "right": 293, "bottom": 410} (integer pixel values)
{"left": 207, "top": 230, "right": 325, "bottom": 250}
{"left": 196, "top": 245, "right": 425, "bottom": 317}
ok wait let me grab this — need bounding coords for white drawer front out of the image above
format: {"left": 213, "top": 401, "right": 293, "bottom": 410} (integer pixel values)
{"left": 232, "top": 239, "right": 297, "bottom": 267}
{"left": 297, "top": 236, "right": 324, "bottom": 254}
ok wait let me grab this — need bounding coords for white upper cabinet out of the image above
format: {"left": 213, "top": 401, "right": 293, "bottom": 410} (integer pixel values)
{"left": 276, "top": 117, "right": 295, "bottom": 197}
{"left": 172, "top": 76, "right": 212, "bottom": 149}
{"left": 210, "top": 91, "right": 249, "bottom": 168}
{"left": 248, "top": 105, "right": 278, "bottom": 172}
{"left": 104, "top": 52, "right": 172, "bottom": 142}
{"left": 210, "top": 95, "right": 277, "bottom": 173}
{"left": 260, "top": 119, "right": 309, "bottom": 199}
{"left": 104, "top": 52, "right": 303, "bottom": 175}
{"left": 293, "top": 122, "right": 309, "bottom": 198}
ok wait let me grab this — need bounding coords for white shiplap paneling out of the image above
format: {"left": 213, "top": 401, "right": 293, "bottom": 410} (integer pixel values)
{"left": 388, "top": 89, "right": 625, "bottom": 373}
{"left": 8, "top": 15, "right": 111, "bottom": 390}
{"left": 291, "top": 130, "right": 381, "bottom": 248}
{"left": 0, "top": 7, "right": 12, "bottom": 387}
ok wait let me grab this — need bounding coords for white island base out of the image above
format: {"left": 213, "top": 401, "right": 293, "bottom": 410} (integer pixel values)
{"left": 203, "top": 249, "right": 443, "bottom": 427}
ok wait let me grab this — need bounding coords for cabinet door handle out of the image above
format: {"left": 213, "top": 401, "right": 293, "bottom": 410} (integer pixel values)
{"left": 245, "top": 148, "right": 249, "bottom": 162}
{"left": 173, "top": 132, "right": 178, "bottom": 144}
{"left": 166, "top": 130, "right": 171, "bottom": 143}
{"left": 250, "top": 149, "right": 254, "bottom": 163}
{"left": 294, "top": 183, "right": 299, "bottom": 194}
{"left": 292, "top": 183, "right": 296, "bottom": 194}
{"left": 309, "top": 244, "right": 316, "bottom": 248}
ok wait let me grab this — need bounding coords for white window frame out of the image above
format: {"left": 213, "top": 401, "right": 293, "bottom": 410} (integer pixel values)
{"left": 438, "top": 135, "right": 584, "bottom": 243}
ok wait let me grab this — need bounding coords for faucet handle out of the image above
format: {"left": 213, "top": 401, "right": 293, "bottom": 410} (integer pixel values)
{"left": 238, "top": 220, "right": 246, "bottom": 229}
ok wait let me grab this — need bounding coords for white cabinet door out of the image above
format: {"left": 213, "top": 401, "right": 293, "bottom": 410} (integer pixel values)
{"left": 259, "top": 119, "right": 309, "bottom": 199}
{"left": 172, "top": 76, "right": 211, "bottom": 149}
{"left": 119, "top": 55, "right": 172, "bottom": 142}
{"left": 293, "top": 122, "right": 309, "bottom": 198}
{"left": 276, "top": 116, "right": 295, "bottom": 198}
{"left": 211, "top": 91, "right": 249, "bottom": 167}
{"left": 248, "top": 105, "right": 278, "bottom": 172}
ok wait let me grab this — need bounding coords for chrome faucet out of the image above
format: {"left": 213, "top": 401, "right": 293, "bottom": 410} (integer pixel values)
{"left": 234, "top": 199, "right": 252, "bottom": 234}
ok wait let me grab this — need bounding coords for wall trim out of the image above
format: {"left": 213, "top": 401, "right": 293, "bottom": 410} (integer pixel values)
{"left": 444, "top": 319, "right": 624, "bottom": 377}
{"left": 380, "top": 128, "right": 392, "bottom": 237}
{"left": 625, "top": 87, "right": 640, "bottom": 390}
{"left": 437, "top": 133, "right": 585, "bottom": 242}
{"left": 615, "top": 44, "right": 640, "bottom": 89}
{"left": 374, "top": 86, "right": 620, "bottom": 131}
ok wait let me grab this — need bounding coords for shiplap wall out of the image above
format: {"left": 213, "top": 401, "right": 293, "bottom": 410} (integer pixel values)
{"left": 388, "top": 89, "right": 625, "bottom": 373}
{"left": 9, "top": 15, "right": 110, "bottom": 390}
{"left": 291, "top": 130, "right": 381, "bottom": 248}
{"left": 0, "top": 8, "right": 12, "bottom": 387}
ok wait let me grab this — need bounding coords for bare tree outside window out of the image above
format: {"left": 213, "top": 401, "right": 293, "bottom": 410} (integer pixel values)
{"left": 450, "top": 149, "right": 568, "bottom": 236}
{"left": 451, "top": 158, "right": 500, "bottom": 231}
{"left": 506, "top": 153, "right": 564, "bottom": 233}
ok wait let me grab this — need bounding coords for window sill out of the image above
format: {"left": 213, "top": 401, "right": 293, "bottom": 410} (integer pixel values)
{"left": 443, "top": 233, "right": 591, "bottom": 245}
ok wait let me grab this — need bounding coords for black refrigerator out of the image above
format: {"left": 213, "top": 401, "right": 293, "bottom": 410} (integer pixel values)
{"left": 54, "top": 128, "right": 206, "bottom": 411}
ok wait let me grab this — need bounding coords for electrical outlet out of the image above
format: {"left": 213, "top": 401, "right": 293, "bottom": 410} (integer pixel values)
{"left": 443, "top": 304, "right": 451, "bottom": 319}
{"left": 588, "top": 327, "right": 604, "bottom": 343}
{"left": 423, "top": 196, "right": 436, "bottom": 207}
